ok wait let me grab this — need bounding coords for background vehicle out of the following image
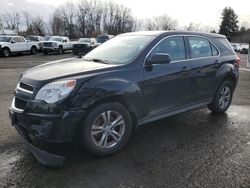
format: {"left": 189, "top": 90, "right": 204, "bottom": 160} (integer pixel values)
{"left": 0, "top": 35, "right": 39, "bottom": 57}
{"left": 230, "top": 42, "right": 241, "bottom": 52}
{"left": 9, "top": 31, "right": 239, "bottom": 167}
{"left": 72, "top": 38, "right": 98, "bottom": 55}
{"left": 96, "top": 34, "right": 114, "bottom": 44}
{"left": 42, "top": 36, "right": 72, "bottom": 55}
{"left": 239, "top": 43, "right": 249, "bottom": 54}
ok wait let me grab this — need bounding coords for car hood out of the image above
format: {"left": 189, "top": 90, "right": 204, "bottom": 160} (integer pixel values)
{"left": 22, "top": 57, "right": 118, "bottom": 82}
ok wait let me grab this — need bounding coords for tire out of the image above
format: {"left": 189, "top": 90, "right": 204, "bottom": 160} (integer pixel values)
{"left": 208, "top": 80, "right": 234, "bottom": 114}
{"left": 81, "top": 102, "right": 133, "bottom": 157}
{"left": 30, "top": 46, "right": 37, "bottom": 55}
{"left": 2, "top": 48, "right": 10, "bottom": 57}
{"left": 58, "top": 46, "right": 63, "bottom": 55}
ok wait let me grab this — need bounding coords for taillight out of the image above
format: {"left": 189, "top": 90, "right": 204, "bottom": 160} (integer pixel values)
{"left": 236, "top": 55, "right": 240, "bottom": 67}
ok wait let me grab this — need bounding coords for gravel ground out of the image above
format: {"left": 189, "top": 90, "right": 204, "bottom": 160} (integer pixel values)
{"left": 0, "top": 53, "right": 249, "bottom": 188}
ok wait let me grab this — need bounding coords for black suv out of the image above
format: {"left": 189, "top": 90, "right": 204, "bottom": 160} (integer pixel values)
{"left": 9, "top": 31, "right": 239, "bottom": 167}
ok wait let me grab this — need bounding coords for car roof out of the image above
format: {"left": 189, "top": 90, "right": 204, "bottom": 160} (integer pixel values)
{"left": 119, "top": 31, "right": 226, "bottom": 38}
{"left": 0, "top": 35, "right": 21, "bottom": 37}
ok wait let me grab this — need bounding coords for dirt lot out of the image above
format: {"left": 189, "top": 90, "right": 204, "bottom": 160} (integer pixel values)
{"left": 0, "top": 53, "right": 249, "bottom": 188}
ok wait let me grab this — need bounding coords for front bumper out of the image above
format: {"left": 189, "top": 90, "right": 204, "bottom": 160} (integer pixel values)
{"left": 9, "top": 99, "right": 86, "bottom": 167}
{"left": 43, "top": 47, "right": 60, "bottom": 52}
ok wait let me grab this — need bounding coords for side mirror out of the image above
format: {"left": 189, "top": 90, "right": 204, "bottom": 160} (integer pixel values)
{"left": 11, "top": 40, "right": 16, "bottom": 43}
{"left": 63, "top": 40, "right": 67, "bottom": 42}
{"left": 145, "top": 53, "right": 171, "bottom": 66}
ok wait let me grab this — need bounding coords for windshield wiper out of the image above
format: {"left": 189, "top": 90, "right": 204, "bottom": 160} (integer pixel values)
{"left": 85, "top": 58, "right": 110, "bottom": 64}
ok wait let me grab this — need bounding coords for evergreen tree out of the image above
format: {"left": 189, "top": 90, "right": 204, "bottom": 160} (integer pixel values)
{"left": 219, "top": 7, "right": 239, "bottom": 41}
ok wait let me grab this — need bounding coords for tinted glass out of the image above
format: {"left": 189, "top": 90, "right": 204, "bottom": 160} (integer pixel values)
{"left": 18, "top": 37, "right": 25, "bottom": 42}
{"left": 216, "top": 38, "right": 235, "bottom": 54}
{"left": 211, "top": 44, "right": 219, "bottom": 56}
{"left": 151, "top": 36, "right": 186, "bottom": 61}
{"left": 0, "top": 37, "right": 11, "bottom": 42}
{"left": 84, "top": 35, "right": 154, "bottom": 64}
{"left": 188, "top": 37, "right": 212, "bottom": 58}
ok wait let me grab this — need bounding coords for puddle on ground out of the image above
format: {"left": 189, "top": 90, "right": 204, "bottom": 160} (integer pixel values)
{"left": 0, "top": 151, "right": 22, "bottom": 179}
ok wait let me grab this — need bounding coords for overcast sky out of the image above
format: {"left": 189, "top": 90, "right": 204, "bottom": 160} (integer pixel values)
{"left": 2, "top": 0, "right": 250, "bottom": 31}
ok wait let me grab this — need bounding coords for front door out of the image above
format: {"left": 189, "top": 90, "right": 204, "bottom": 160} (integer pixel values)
{"left": 143, "top": 36, "right": 192, "bottom": 117}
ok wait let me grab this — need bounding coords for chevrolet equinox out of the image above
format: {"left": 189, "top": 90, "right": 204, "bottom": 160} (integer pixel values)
{"left": 9, "top": 31, "right": 239, "bottom": 167}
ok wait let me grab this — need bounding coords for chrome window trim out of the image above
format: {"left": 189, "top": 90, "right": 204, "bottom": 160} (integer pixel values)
{"left": 17, "top": 81, "right": 34, "bottom": 94}
{"left": 11, "top": 97, "right": 24, "bottom": 113}
{"left": 143, "top": 34, "right": 221, "bottom": 66}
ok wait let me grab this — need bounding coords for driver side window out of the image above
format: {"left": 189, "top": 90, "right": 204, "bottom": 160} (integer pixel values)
{"left": 151, "top": 36, "right": 186, "bottom": 61}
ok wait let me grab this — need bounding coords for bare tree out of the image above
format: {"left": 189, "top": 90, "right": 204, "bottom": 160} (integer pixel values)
{"left": 50, "top": 10, "right": 65, "bottom": 36}
{"left": 145, "top": 14, "right": 178, "bottom": 31}
{"left": 2, "top": 12, "right": 20, "bottom": 32}
{"left": 31, "top": 16, "right": 45, "bottom": 36}
{"left": 185, "top": 22, "right": 201, "bottom": 31}
{"left": 59, "top": 2, "right": 77, "bottom": 38}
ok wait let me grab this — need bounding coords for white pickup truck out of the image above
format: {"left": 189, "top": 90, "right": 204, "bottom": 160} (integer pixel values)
{"left": 41, "top": 36, "right": 73, "bottom": 55}
{"left": 0, "top": 36, "right": 39, "bottom": 57}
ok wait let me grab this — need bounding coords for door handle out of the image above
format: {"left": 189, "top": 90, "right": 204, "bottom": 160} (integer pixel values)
{"left": 181, "top": 66, "right": 191, "bottom": 76}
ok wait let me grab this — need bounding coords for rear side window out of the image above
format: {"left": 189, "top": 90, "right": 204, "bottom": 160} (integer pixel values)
{"left": 216, "top": 38, "right": 235, "bottom": 54}
{"left": 151, "top": 36, "right": 186, "bottom": 61}
{"left": 187, "top": 37, "right": 213, "bottom": 58}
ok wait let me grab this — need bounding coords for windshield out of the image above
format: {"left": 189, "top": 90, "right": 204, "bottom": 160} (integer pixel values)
{"left": 84, "top": 35, "right": 154, "bottom": 64}
{"left": 0, "top": 37, "right": 11, "bottom": 42}
{"left": 49, "top": 37, "right": 63, "bottom": 42}
{"left": 27, "top": 36, "right": 38, "bottom": 41}
{"left": 79, "top": 38, "right": 90, "bottom": 43}
{"left": 96, "top": 36, "right": 109, "bottom": 43}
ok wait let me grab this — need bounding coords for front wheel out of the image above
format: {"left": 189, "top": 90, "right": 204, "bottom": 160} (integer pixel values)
{"left": 58, "top": 46, "right": 63, "bottom": 55}
{"left": 2, "top": 48, "right": 11, "bottom": 57}
{"left": 81, "top": 103, "right": 133, "bottom": 157}
{"left": 208, "top": 81, "right": 234, "bottom": 114}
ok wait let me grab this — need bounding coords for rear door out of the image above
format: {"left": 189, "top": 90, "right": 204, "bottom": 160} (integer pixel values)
{"left": 185, "top": 36, "right": 220, "bottom": 101}
{"left": 143, "top": 36, "right": 193, "bottom": 116}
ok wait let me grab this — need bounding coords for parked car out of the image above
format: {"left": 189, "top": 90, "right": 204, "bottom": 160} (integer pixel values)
{"left": 9, "top": 31, "right": 239, "bottom": 167}
{"left": 240, "top": 44, "right": 249, "bottom": 54}
{"left": 96, "top": 34, "right": 114, "bottom": 44}
{"left": 230, "top": 43, "right": 241, "bottom": 52}
{"left": 0, "top": 35, "right": 39, "bottom": 57}
{"left": 42, "top": 36, "right": 72, "bottom": 55}
{"left": 72, "top": 38, "right": 98, "bottom": 55}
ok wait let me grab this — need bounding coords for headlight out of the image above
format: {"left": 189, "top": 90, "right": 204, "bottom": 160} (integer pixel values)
{"left": 35, "top": 80, "right": 76, "bottom": 103}
{"left": 52, "top": 42, "right": 57, "bottom": 47}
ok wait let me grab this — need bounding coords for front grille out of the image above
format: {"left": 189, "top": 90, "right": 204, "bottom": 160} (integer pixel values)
{"left": 15, "top": 97, "right": 27, "bottom": 110}
{"left": 43, "top": 42, "right": 52, "bottom": 47}
{"left": 19, "top": 82, "right": 34, "bottom": 92}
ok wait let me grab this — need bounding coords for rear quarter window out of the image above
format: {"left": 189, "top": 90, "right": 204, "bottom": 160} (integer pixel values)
{"left": 214, "top": 38, "right": 235, "bottom": 55}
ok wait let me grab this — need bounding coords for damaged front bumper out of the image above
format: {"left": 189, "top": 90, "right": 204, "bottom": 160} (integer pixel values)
{"left": 13, "top": 121, "right": 65, "bottom": 168}
{"left": 8, "top": 101, "right": 85, "bottom": 167}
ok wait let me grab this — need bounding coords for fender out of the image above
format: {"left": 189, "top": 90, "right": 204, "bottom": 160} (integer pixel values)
{"left": 215, "top": 62, "right": 238, "bottom": 90}
{"left": 69, "top": 76, "right": 144, "bottom": 119}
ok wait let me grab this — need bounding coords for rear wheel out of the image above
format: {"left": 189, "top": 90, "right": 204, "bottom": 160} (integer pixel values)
{"left": 208, "top": 80, "right": 234, "bottom": 114}
{"left": 30, "top": 46, "right": 37, "bottom": 55}
{"left": 2, "top": 48, "right": 10, "bottom": 57}
{"left": 81, "top": 103, "right": 133, "bottom": 156}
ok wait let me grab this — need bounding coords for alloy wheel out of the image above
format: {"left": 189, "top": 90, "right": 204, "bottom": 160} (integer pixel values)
{"left": 91, "top": 110, "right": 125, "bottom": 149}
